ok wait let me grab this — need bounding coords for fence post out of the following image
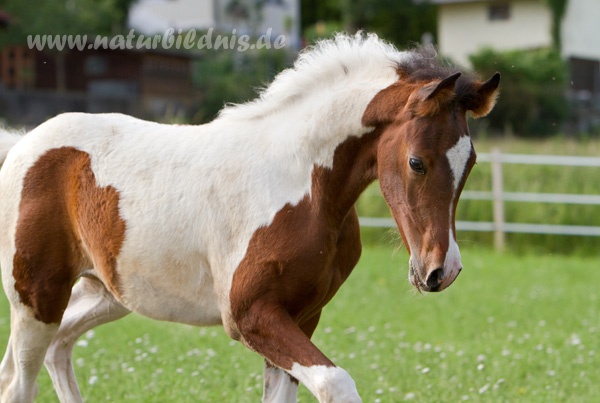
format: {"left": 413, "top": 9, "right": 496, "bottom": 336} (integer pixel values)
{"left": 491, "top": 148, "right": 505, "bottom": 251}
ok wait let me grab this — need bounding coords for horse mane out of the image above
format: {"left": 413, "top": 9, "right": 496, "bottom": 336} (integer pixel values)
{"left": 216, "top": 33, "right": 474, "bottom": 122}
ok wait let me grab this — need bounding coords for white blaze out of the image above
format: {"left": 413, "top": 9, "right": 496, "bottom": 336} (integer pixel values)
{"left": 442, "top": 135, "right": 472, "bottom": 288}
{"left": 446, "top": 135, "right": 472, "bottom": 191}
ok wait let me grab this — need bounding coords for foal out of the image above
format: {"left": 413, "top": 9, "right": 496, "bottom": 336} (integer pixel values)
{"left": 0, "top": 34, "right": 498, "bottom": 402}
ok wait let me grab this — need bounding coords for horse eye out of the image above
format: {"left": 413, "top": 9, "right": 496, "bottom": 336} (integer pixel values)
{"left": 409, "top": 158, "right": 426, "bottom": 174}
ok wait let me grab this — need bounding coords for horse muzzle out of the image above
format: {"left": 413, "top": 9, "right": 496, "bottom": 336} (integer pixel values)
{"left": 409, "top": 264, "right": 462, "bottom": 293}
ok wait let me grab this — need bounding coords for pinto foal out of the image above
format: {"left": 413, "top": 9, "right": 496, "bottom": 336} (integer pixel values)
{"left": 0, "top": 34, "right": 499, "bottom": 402}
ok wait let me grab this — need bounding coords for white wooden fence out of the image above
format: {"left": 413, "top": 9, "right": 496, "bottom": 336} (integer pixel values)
{"left": 359, "top": 148, "right": 600, "bottom": 250}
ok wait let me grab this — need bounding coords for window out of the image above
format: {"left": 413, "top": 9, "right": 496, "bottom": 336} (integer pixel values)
{"left": 488, "top": 3, "right": 510, "bottom": 21}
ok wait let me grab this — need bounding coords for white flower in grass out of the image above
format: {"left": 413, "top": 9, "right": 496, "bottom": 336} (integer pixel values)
{"left": 476, "top": 354, "right": 486, "bottom": 362}
{"left": 421, "top": 367, "right": 430, "bottom": 374}
{"left": 477, "top": 364, "right": 484, "bottom": 371}
{"left": 176, "top": 368, "right": 184, "bottom": 373}
{"left": 569, "top": 334, "right": 582, "bottom": 346}
{"left": 324, "top": 327, "right": 333, "bottom": 334}
{"left": 76, "top": 340, "right": 88, "bottom": 348}
{"left": 89, "top": 375, "right": 98, "bottom": 385}
{"left": 461, "top": 395, "right": 470, "bottom": 400}
{"left": 547, "top": 370, "right": 556, "bottom": 376}
{"left": 135, "top": 337, "right": 142, "bottom": 344}
{"left": 404, "top": 392, "right": 415, "bottom": 400}
{"left": 493, "top": 379, "right": 505, "bottom": 390}
{"left": 127, "top": 367, "right": 135, "bottom": 373}
{"left": 478, "top": 384, "right": 490, "bottom": 394}
{"left": 376, "top": 389, "right": 383, "bottom": 395}
{"left": 86, "top": 330, "right": 95, "bottom": 339}
{"left": 75, "top": 358, "right": 85, "bottom": 367}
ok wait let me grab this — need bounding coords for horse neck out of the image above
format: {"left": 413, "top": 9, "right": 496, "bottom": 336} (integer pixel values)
{"left": 213, "top": 71, "right": 397, "bottom": 222}
{"left": 308, "top": 127, "right": 381, "bottom": 224}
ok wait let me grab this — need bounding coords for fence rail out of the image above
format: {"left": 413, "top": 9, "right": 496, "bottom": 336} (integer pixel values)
{"left": 359, "top": 149, "right": 600, "bottom": 250}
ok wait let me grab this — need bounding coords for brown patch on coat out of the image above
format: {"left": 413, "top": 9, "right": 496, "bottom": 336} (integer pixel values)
{"left": 13, "top": 147, "right": 125, "bottom": 324}
{"left": 230, "top": 130, "right": 379, "bottom": 370}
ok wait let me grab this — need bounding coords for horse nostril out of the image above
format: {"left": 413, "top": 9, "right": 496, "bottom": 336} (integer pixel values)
{"left": 426, "top": 267, "right": 444, "bottom": 289}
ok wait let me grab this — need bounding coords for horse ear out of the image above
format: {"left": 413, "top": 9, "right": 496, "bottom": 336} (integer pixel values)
{"left": 409, "top": 72, "right": 461, "bottom": 116}
{"left": 424, "top": 72, "right": 461, "bottom": 100}
{"left": 467, "top": 72, "right": 500, "bottom": 118}
{"left": 362, "top": 84, "right": 407, "bottom": 126}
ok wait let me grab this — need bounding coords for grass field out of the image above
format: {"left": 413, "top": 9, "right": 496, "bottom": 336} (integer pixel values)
{"left": 1, "top": 244, "right": 599, "bottom": 402}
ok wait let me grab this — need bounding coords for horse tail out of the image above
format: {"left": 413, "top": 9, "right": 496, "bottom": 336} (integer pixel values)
{"left": 0, "top": 128, "right": 24, "bottom": 165}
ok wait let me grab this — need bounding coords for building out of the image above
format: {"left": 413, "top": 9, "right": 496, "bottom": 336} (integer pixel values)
{"left": 433, "top": 0, "right": 600, "bottom": 108}
{"left": 433, "top": 0, "right": 553, "bottom": 67}
{"left": 561, "top": 0, "right": 600, "bottom": 97}
{"left": 0, "top": 45, "right": 196, "bottom": 125}
{"left": 128, "top": 0, "right": 301, "bottom": 49}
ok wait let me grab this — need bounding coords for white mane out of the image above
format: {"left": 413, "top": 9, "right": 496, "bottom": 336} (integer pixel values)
{"left": 216, "top": 33, "right": 410, "bottom": 121}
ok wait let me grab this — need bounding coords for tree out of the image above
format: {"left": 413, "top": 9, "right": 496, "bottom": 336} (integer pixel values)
{"left": 0, "top": 0, "right": 135, "bottom": 91}
{"left": 345, "top": 0, "right": 437, "bottom": 48}
{"left": 300, "top": 0, "right": 437, "bottom": 48}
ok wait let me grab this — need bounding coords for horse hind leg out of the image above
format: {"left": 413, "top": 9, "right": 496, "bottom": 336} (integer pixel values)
{"left": 0, "top": 304, "right": 60, "bottom": 403}
{"left": 45, "top": 276, "right": 130, "bottom": 403}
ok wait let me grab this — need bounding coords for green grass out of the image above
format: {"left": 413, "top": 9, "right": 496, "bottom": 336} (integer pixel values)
{"left": 1, "top": 244, "right": 599, "bottom": 402}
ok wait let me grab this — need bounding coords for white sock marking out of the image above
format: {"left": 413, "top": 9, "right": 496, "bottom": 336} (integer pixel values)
{"left": 289, "top": 363, "right": 362, "bottom": 403}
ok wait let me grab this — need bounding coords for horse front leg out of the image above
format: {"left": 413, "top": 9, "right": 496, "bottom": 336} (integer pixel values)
{"left": 236, "top": 301, "right": 361, "bottom": 403}
{"left": 262, "top": 360, "right": 298, "bottom": 403}
{"left": 261, "top": 312, "right": 322, "bottom": 403}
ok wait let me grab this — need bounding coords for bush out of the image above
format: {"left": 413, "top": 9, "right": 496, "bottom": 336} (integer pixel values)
{"left": 469, "top": 47, "right": 569, "bottom": 137}
{"left": 191, "top": 47, "right": 294, "bottom": 123}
